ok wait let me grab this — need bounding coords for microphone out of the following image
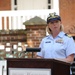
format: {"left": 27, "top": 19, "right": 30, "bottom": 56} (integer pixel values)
{"left": 19, "top": 47, "right": 41, "bottom": 58}
{"left": 26, "top": 47, "right": 41, "bottom": 58}
{"left": 26, "top": 47, "right": 41, "bottom": 52}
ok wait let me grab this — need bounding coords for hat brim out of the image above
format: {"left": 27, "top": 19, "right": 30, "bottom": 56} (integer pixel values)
{"left": 49, "top": 18, "right": 61, "bottom": 22}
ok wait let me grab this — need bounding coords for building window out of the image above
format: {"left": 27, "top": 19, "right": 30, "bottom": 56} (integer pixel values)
{"left": 14, "top": 0, "right": 17, "bottom": 5}
{"left": 48, "top": 0, "right": 51, "bottom": 4}
{"left": 47, "top": 0, "right": 52, "bottom": 9}
{"left": 14, "top": 0, "right": 17, "bottom": 10}
{"left": 48, "top": 5, "right": 51, "bottom": 9}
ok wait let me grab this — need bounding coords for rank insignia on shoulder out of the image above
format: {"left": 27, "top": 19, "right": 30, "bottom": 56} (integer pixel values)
{"left": 65, "top": 34, "right": 72, "bottom": 38}
{"left": 45, "top": 41, "right": 51, "bottom": 43}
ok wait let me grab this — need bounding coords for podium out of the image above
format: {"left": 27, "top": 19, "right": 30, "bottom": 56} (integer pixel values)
{"left": 6, "top": 58, "right": 70, "bottom": 75}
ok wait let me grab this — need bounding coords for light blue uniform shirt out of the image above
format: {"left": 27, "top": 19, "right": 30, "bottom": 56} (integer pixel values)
{"left": 37, "top": 31, "right": 75, "bottom": 58}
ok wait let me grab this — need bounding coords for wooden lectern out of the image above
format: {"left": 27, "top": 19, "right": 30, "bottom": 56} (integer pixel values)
{"left": 6, "top": 58, "right": 70, "bottom": 75}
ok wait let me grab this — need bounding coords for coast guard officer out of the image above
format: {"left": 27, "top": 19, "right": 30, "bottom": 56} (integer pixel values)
{"left": 36, "top": 12, "right": 75, "bottom": 63}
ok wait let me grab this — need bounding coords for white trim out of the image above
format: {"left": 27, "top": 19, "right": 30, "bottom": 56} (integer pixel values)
{"left": 0, "top": 17, "right": 2, "bottom": 30}
{"left": 4, "top": 17, "right": 7, "bottom": 30}
{"left": 53, "top": 0, "right": 59, "bottom": 14}
{"left": 11, "top": 0, "right": 14, "bottom": 10}
{"left": 11, "top": 0, "right": 59, "bottom": 14}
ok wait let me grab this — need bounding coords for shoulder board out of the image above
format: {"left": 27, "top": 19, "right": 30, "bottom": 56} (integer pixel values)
{"left": 65, "top": 34, "right": 72, "bottom": 38}
{"left": 44, "top": 35, "right": 49, "bottom": 39}
{"left": 46, "top": 35, "right": 49, "bottom": 37}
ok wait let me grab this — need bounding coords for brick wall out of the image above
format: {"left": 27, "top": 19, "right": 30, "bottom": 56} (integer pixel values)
{"left": 26, "top": 25, "right": 46, "bottom": 47}
{"left": 0, "top": 0, "right": 11, "bottom": 10}
{"left": 59, "top": 0, "right": 75, "bottom": 34}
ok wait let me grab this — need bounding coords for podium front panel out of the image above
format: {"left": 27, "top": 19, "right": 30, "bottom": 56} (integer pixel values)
{"left": 6, "top": 58, "right": 70, "bottom": 75}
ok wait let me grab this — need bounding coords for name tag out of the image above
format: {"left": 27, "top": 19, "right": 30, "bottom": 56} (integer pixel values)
{"left": 45, "top": 41, "right": 51, "bottom": 43}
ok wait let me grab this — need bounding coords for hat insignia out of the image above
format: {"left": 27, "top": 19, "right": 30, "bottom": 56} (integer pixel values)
{"left": 48, "top": 12, "right": 57, "bottom": 19}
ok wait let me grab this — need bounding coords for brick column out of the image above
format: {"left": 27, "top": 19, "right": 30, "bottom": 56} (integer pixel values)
{"left": 26, "top": 25, "right": 46, "bottom": 47}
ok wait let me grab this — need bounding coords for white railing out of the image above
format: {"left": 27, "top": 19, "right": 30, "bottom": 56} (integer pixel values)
{"left": 0, "top": 9, "right": 58, "bottom": 30}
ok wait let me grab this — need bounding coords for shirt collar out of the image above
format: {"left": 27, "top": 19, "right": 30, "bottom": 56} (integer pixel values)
{"left": 47, "top": 31, "right": 65, "bottom": 39}
{"left": 58, "top": 31, "right": 65, "bottom": 38}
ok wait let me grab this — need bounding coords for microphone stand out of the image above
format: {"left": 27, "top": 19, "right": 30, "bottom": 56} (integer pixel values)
{"left": 26, "top": 47, "right": 41, "bottom": 58}
{"left": 19, "top": 50, "right": 27, "bottom": 58}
